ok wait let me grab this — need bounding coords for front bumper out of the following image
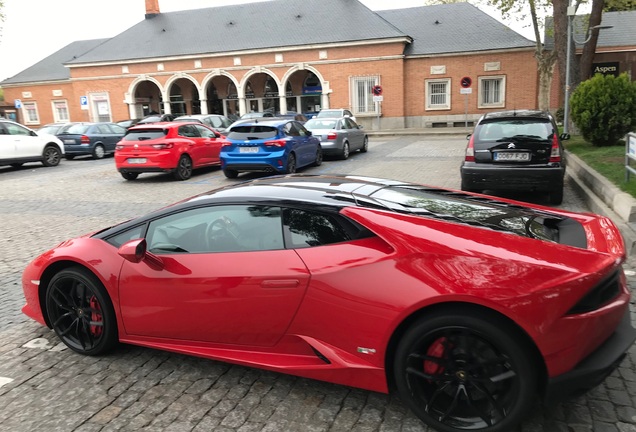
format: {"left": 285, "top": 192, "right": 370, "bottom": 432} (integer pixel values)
{"left": 461, "top": 164, "right": 564, "bottom": 192}
{"left": 544, "top": 308, "right": 636, "bottom": 405}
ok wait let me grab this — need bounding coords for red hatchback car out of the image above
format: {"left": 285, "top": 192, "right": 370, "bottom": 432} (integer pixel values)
{"left": 115, "top": 121, "right": 224, "bottom": 180}
{"left": 20, "top": 174, "right": 636, "bottom": 432}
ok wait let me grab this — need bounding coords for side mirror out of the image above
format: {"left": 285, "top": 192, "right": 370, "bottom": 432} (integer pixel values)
{"left": 306, "top": 130, "right": 312, "bottom": 136}
{"left": 559, "top": 133, "right": 570, "bottom": 141}
{"left": 358, "top": 125, "right": 364, "bottom": 129}
{"left": 466, "top": 134, "right": 472, "bottom": 140}
{"left": 118, "top": 238, "right": 146, "bottom": 263}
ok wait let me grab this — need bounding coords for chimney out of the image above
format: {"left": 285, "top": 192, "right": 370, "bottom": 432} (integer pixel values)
{"left": 145, "top": 0, "right": 160, "bottom": 18}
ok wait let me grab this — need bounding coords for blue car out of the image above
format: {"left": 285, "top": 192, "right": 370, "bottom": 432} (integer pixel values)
{"left": 220, "top": 119, "right": 322, "bottom": 178}
{"left": 58, "top": 122, "right": 127, "bottom": 160}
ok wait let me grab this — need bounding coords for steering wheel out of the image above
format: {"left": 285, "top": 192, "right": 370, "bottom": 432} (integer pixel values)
{"left": 205, "top": 217, "right": 239, "bottom": 249}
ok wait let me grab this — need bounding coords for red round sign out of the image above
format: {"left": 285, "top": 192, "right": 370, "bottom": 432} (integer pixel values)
{"left": 460, "top": 77, "right": 472, "bottom": 88}
{"left": 372, "top": 85, "right": 383, "bottom": 96}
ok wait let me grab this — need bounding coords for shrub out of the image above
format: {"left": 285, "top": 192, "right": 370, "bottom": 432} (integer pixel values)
{"left": 569, "top": 73, "right": 636, "bottom": 146}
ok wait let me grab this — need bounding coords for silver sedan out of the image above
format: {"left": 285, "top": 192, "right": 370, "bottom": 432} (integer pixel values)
{"left": 303, "top": 117, "right": 368, "bottom": 159}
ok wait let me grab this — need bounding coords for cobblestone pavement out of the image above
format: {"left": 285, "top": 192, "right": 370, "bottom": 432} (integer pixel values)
{"left": 1, "top": 135, "right": 636, "bottom": 432}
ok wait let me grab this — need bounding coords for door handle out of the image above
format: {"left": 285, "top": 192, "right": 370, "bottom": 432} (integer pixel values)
{"left": 261, "top": 280, "right": 299, "bottom": 288}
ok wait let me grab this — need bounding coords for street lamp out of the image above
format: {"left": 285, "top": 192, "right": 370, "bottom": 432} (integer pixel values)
{"left": 562, "top": 6, "right": 612, "bottom": 135}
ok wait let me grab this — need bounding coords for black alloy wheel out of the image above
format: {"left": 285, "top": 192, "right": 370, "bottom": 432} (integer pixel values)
{"left": 121, "top": 171, "right": 139, "bottom": 181}
{"left": 394, "top": 312, "right": 536, "bottom": 432}
{"left": 285, "top": 153, "right": 297, "bottom": 174}
{"left": 173, "top": 154, "right": 193, "bottom": 180}
{"left": 360, "top": 136, "right": 369, "bottom": 153}
{"left": 45, "top": 267, "right": 118, "bottom": 355}
{"left": 340, "top": 142, "right": 350, "bottom": 160}
{"left": 42, "top": 146, "right": 61, "bottom": 167}
{"left": 313, "top": 148, "right": 323, "bottom": 166}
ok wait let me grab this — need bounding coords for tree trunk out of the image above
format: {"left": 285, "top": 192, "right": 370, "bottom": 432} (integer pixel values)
{"left": 552, "top": 0, "right": 570, "bottom": 107}
{"left": 579, "top": 0, "right": 605, "bottom": 82}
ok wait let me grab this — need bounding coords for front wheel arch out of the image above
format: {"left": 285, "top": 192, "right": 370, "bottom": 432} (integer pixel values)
{"left": 384, "top": 302, "right": 546, "bottom": 397}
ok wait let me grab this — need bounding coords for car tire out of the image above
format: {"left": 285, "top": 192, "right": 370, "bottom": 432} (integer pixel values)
{"left": 120, "top": 171, "right": 139, "bottom": 181}
{"left": 42, "top": 145, "right": 62, "bottom": 167}
{"left": 340, "top": 142, "right": 350, "bottom": 160}
{"left": 285, "top": 153, "right": 297, "bottom": 174}
{"left": 10, "top": 163, "right": 23, "bottom": 168}
{"left": 65, "top": 155, "right": 75, "bottom": 160}
{"left": 394, "top": 310, "right": 537, "bottom": 432}
{"left": 548, "top": 188, "right": 563, "bottom": 205}
{"left": 223, "top": 168, "right": 239, "bottom": 179}
{"left": 92, "top": 144, "right": 106, "bottom": 160}
{"left": 313, "top": 147, "right": 323, "bottom": 167}
{"left": 45, "top": 266, "right": 118, "bottom": 356}
{"left": 173, "top": 154, "right": 193, "bottom": 180}
{"left": 360, "top": 136, "right": 369, "bottom": 153}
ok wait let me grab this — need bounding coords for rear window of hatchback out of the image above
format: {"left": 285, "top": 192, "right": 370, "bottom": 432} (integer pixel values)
{"left": 227, "top": 126, "right": 278, "bottom": 140}
{"left": 124, "top": 129, "right": 168, "bottom": 141}
{"left": 475, "top": 119, "right": 553, "bottom": 143}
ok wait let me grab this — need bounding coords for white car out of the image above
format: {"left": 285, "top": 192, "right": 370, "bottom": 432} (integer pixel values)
{"left": 0, "top": 120, "right": 64, "bottom": 168}
{"left": 316, "top": 108, "right": 356, "bottom": 123}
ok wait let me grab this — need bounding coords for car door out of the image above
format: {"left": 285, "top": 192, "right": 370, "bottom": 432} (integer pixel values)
{"left": 343, "top": 118, "right": 363, "bottom": 150}
{"left": 118, "top": 204, "right": 310, "bottom": 347}
{"left": 105, "top": 123, "right": 126, "bottom": 152}
{"left": 0, "top": 123, "right": 16, "bottom": 162}
{"left": 177, "top": 124, "right": 206, "bottom": 166}
{"left": 285, "top": 121, "right": 313, "bottom": 166}
{"left": 7, "top": 122, "right": 41, "bottom": 158}
{"left": 194, "top": 124, "right": 221, "bottom": 164}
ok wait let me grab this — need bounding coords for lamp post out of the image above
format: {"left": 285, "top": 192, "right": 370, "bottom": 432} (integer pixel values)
{"left": 562, "top": 6, "right": 612, "bottom": 135}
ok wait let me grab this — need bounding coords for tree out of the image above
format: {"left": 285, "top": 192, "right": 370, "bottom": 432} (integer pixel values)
{"left": 570, "top": 73, "right": 636, "bottom": 146}
{"left": 604, "top": 0, "right": 636, "bottom": 10}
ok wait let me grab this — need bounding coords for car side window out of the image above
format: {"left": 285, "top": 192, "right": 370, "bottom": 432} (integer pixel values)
{"left": 282, "top": 208, "right": 351, "bottom": 248}
{"left": 97, "top": 124, "right": 111, "bottom": 134}
{"left": 106, "top": 225, "right": 145, "bottom": 248}
{"left": 295, "top": 122, "right": 309, "bottom": 137}
{"left": 195, "top": 125, "right": 215, "bottom": 138}
{"left": 178, "top": 125, "right": 200, "bottom": 138}
{"left": 6, "top": 123, "right": 31, "bottom": 136}
{"left": 146, "top": 205, "right": 284, "bottom": 254}
{"left": 108, "top": 124, "right": 126, "bottom": 134}
{"left": 284, "top": 122, "right": 299, "bottom": 137}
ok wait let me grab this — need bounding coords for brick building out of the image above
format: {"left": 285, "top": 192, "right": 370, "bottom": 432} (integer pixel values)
{"left": 0, "top": 0, "right": 538, "bottom": 130}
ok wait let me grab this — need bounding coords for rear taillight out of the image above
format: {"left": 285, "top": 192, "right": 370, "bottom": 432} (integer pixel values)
{"left": 549, "top": 134, "right": 561, "bottom": 163}
{"left": 221, "top": 141, "right": 232, "bottom": 147}
{"left": 81, "top": 135, "right": 90, "bottom": 144}
{"left": 115, "top": 145, "right": 124, "bottom": 151}
{"left": 265, "top": 139, "right": 287, "bottom": 147}
{"left": 465, "top": 135, "right": 475, "bottom": 162}
{"left": 327, "top": 133, "right": 337, "bottom": 140}
{"left": 152, "top": 143, "right": 173, "bottom": 149}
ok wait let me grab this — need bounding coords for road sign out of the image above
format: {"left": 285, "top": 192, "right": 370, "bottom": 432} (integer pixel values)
{"left": 14, "top": 99, "right": 22, "bottom": 109}
{"left": 80, "top": 96, "right": 89, "bottom": 111}
{"left": 460, "top": 77, "right": 472, "bottom": 88}
{"left": 373, "top": 95, "right": 384, "bottom": 102}
{"left": 372, "top": 85, "right": 383, "bottom": 96}
{"left": 460, "top": 88, "right": 473, "bottom": 94}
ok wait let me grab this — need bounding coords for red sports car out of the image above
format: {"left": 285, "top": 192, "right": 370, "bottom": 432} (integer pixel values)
{"left": 114, "top": 121, "right": 224, "bottom": 181}
{"left": 22, "top": 175, "right": 635, "bottom": 432}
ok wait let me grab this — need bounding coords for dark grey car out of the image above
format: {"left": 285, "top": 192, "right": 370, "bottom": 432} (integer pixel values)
{"left": 303, "top": 117, "right": 368, "bottom": 160}
{"left": 58, "top": 122, "right": 127, "bottom": 160}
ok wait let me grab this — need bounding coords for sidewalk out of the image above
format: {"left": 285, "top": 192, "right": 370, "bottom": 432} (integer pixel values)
{"left": 366, "top": 126, "right": 636, "bottom": 257}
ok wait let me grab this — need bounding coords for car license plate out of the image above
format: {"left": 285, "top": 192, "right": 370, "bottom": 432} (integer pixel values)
{"left": 239, "top": 147, "right": 259, "bottom": 153}
{"left": 494, "top": 152, "right": 530, "bottom": 161}
{"left": 127, "top": 158, "right": 147, "bottom": 164}
{"left": 64, "top": 139, "right": 75, "bottom": 144}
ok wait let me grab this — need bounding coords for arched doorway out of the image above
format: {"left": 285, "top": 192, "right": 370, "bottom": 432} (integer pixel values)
{"left": 133, "top": 80, "right": 163, "bottom": 118}
{"left": 167, "top": 78, "right": 200, "bottom": 116}
{"left": 284, "top": 71, "right": 322, "bottom": 115}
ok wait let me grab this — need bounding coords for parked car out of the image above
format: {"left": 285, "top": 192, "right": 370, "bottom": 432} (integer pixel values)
{"left": 316, "top": 108, "right": 356, "bottom": 123}
{"left": 115, "top": 121, "right": 223, "bottom": 181}
{"left": 240, "top": 112, "right": 275, "bottom": 120}
{"left": 220, "top": 118, "right": 322, "bottom": 178}
{"left": 21, "top": 174, "right": 635, "bottom": 432}
{"left": 37, "top": 122, "right": 69, "bottom": 135}
{"left": 303, "top": 116, "right": 368, "bottom": 159}
{"left": 136, "top": 113, "right": 177, "bottom": 125}
{"left": 116, "top": 119, "right": 141, "bottom": 130}
{"left": 0, "top": 120, "right": 64, "bottom": 167}
{"left": 57, "top": 122, "right": 127, "bottom": 159}
{"left": 174, "top": 114, "right": 232, "bottom": 135}
{"left": 460, "top": 110, "right": 568, "bottom": 204}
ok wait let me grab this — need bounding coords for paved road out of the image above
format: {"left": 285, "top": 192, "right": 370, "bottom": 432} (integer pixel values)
{"left": 0, "top": 135, "right": 634, "bottom": 432}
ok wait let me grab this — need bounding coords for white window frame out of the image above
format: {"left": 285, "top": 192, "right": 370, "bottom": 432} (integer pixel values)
{"left": 89, "top": 92, "right": 112, "bottom": 122}
{"left": 349, "top": 75, "right": 379, "bottom": 116}
{"left": 51, "top": 100, "right": 70, "bottom": 123}
{"left": 478, "top": 75, "right": 506, "bottom": 108}
{"left": 22, "top": 102, "right": 40, "bottom": 125}
{"left": 425, "top": 78, "right": 451, "bottom": 110}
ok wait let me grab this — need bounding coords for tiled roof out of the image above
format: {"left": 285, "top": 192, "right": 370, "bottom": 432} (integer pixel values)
{"left": 1, "top": 39, "right": 109, "bottom": 85}
{"left": 378, "top": 3, "right": 535, "bottom": 56}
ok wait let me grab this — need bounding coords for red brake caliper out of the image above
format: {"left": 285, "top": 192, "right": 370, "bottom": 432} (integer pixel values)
{"left": 424, "top": 337, "right": 447, "bottom": 375}
{"left": 89, "top": 296, "right": 103, "bottom": 337}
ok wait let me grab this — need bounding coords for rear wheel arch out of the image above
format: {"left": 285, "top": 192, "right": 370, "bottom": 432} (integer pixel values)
{"left": 384, "top": 302, "right": 547, "bottom": 396}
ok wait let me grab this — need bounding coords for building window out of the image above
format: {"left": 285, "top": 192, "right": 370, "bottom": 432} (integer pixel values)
{"left": 52, "top": 100, "right": 70, "bottom": 122}
{"left": 23, "top": 102, "right": 39, "bottom": 124}
{"left": 350, "top": 75, "right": 379, "bottom": 115}
{"left": 479, "top": 75, "right": 506, "bottom": 108}
{"left": 425, "top": 79, "right": 451, "bottom": 110}
{"left": 89, "top": 92, "right": 112, "bottom": 122}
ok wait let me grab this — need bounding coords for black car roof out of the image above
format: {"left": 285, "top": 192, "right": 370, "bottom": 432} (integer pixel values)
{"left": 481, "top": 110, "right": 553, "bottom": 121}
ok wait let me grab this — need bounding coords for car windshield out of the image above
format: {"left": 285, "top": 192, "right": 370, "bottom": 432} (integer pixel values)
{"left": 38, "top": 125, "right": 61, "bottom": 134}
{"left": 125, "top": 129, "right": 168, "bottom": 141}
{"left": 476, "top": 119, "right": 553, "bottom": 142}
{"left": 305, "top": 119, "right": 337, "bottom": 129}
{"left": 369, "top": 186, "right": 559, "bottom": 242}
{"left": 64, "top": 124, "right": 90, "bottom": 134}
{"left": 227, "top": 126, "right": 278, "bottom": 140}
{"left": 317, "top": 110, "right": 341, "bottom": 118}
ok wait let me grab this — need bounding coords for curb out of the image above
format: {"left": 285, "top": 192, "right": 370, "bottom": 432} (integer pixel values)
{"left": 566, "top": 151, "right": 636, "bottom": 257}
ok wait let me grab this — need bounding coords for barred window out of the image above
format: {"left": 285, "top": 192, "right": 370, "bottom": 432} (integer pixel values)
{"left": 23, "top": 102, "right": 39, "bottom": 124}
{"left": 426, "top": 79, "right": 450, "bottom": 110}
{"left": 52, "top": 100, "right": 70, "bottom": 122}
{"left": 350, "top": 76, "right": 379, "bottom": 115}
{"left": 479, "top": 76, "right": 506, "bottom": 108}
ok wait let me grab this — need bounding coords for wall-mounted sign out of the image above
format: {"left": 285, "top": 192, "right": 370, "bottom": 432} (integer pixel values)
{"left": 592, "top": 62, "right": 619, "bottom": 77}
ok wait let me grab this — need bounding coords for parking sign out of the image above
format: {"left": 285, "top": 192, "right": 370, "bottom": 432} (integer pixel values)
{"left": 80, "top": 96, "right": 89, "bottom": 110}
{"left": 14, "top": 99, "right": 22, "bottom": 109}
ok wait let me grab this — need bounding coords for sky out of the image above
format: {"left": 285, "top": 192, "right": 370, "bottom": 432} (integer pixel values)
{"left": 0, "top": 0, "right": 537, "bottom": 83}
